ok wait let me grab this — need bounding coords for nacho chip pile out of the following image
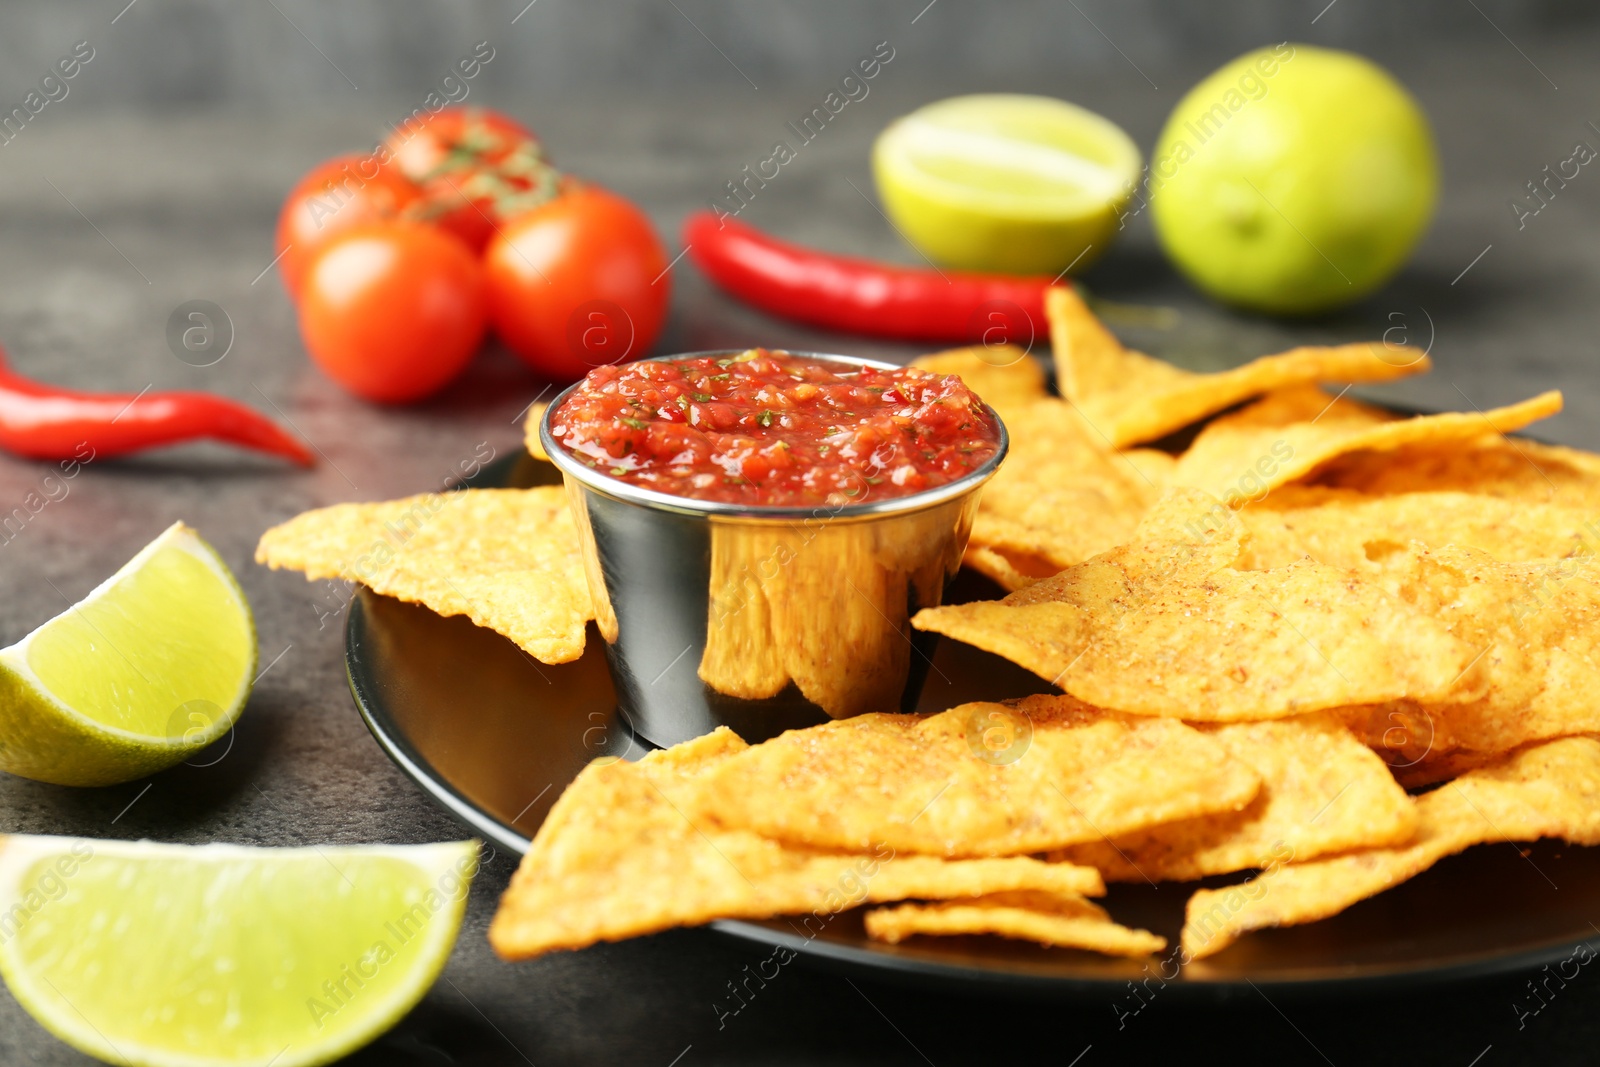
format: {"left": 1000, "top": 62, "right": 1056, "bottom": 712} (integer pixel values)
{"left": 260, "top": 289, "right": 1600, "bottom": 966}
{"left": 897, "top": 290, "right": 1600, "bottom": 959}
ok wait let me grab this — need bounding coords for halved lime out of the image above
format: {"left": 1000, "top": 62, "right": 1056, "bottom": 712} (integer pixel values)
{"left": 872, "top": 94, "right": 1142, "bottom": 275}
{"left": 0, "top": 835, "right": 477, "bottom": 1066}
{"left": 0, "top": 522, "right": 256, "bottom": 786}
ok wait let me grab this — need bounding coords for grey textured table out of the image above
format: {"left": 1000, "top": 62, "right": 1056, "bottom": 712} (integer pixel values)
{"left": 2, "top": 30, "right": 1599, "bottom": 1067}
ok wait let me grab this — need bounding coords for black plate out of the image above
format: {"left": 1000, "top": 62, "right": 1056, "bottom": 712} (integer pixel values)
{"left": 346, "top": 451, "right": 1600, "bottom": 996}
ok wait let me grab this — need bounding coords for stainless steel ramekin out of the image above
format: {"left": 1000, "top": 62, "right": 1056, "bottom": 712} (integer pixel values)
{"left": 540, "top": 351, "right": 1009, "bottom": 747}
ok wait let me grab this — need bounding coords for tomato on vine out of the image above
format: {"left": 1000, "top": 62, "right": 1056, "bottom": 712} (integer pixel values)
{"left": 277, "top": 106, "right": 673, "bottom": 401}
{"left": 274, "top": 154, "right": 422, "bottom": 296}
{"left": 484, "top": 185, "right": 671, "bottom": 382}
{"left": 296, "top": 221, "right": 487, "bottom": 404}
{"left": 384, "top": 107, "right": 555, "bottom": 252}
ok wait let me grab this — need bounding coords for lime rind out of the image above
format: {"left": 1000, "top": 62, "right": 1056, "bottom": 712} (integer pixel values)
{"left": 0, "top": 836, "right": 478, "bottom": 1067}
{"left": 0, "top": 522, "right": 257, "bottom": 786}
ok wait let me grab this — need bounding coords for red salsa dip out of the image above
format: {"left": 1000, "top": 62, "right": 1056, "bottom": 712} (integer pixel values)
{"left": 548, "top": 350, "right": 1003, "bottom": 507}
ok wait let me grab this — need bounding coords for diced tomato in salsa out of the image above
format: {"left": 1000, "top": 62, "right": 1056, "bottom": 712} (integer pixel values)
{"left": 548, "top": 350, "right": 1003, "bottom": 506}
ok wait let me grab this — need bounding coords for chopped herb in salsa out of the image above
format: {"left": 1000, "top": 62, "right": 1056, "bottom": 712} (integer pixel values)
{"left": 549, "top": 349, "right": 1003, "bottom": 507}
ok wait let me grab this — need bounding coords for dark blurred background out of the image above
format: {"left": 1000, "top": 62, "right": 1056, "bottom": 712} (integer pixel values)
{"left": 2, "top": 0, "right": 1597, "bottom": 100}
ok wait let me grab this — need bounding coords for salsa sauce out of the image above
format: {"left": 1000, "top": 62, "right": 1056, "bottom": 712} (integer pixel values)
{"left": 548, "top": 350, "right": 1003, "bottom": 507}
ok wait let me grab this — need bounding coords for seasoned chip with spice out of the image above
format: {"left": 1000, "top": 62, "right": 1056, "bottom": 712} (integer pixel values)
{"left": 256, "top": 488, "right": 592, "bottom": 663}
{"left": 865, "top": 890, "right": 1166, "bottom": 957}
{"left": 914, "top": 489, "right": 1479, "bottom": 720}
{"left": 488, "top": 731, "right": 1106, "bottom": 960}
{"left": 1340, "top": 544, "right": 1600, "bottom": 770}
{"left": 1172, "top": 386, "right": 1562, "bottom": 505}
{"left": 1058, "top": 715, "right": 1416, "bottom": 881}
{"left": 1235, "top": 488, "right": 1600, "bottom": 571}
{"left": 1047, "top": 286, "right": 1428, "bottom": 448}
{"left": 961, "top": 399, "right": 1157, "bottom": 590}
{"left": 1181, "top": 736, "right": 1600, "bottom": 960}
{"left": 1319, "top": 435, "right": 1600, "bottom": 510}
{"left": 693, "top": 694, "right": 1260, "bottom": 857}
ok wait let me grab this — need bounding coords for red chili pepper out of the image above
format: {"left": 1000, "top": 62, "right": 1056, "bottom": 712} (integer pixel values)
{"left": 683, "top": 211, "right": 1063, "bottom": 344}
{"left": 0, "top": 347, "right": 314, "bottom": 466}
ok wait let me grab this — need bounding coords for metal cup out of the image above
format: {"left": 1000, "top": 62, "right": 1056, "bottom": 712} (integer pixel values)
{"left": 540, "top": 351, "right": 1009, "bottom": 747}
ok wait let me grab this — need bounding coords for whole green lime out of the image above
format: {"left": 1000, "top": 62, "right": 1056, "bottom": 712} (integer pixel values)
{"left": 1149, "top": 44, "right": 1438, "bottom": 315}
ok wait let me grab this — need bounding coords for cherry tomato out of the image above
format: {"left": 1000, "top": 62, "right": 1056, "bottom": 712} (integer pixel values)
{"left": 274, "top": 154, "right": 422, "bottom": 296}
{"left": 297, "top": 221, "right": 487, "bottom": 404}
{"left": 385, "top": 106, "right": 536, "bottom": 181}
{"left": 484, "top": 185, "right": 671, "bottom": 382}
{"left": 384, "top": 107, "right": 547, "bottom": 252}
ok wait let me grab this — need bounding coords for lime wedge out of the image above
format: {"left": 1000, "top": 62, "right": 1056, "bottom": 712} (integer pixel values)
{"left": 872, "top": 94, "right": 1142, "bottom": 275}
{"left": 0, "top": 522, "right": 256, "bottom": 786}
{"left": 0, "top": 836, "right": 477, "bottom": 1066}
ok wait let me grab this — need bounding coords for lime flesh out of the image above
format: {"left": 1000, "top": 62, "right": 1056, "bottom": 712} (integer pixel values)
{"left": 0, "top": 836, "right": 477, "bottom": 1067}
{"left": 873, "top": 93, "right": 1142, "bottom": 275}
{"left": 0, "top": 522, "right": 256, "bottom": 786}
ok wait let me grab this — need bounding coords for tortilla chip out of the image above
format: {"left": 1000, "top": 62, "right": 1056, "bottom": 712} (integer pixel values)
{"left": 1319, "top": 436, "right": 1600, "bottom": 511}
{"left": 1121, "top": 447, "right": 1179, "bottom": 489}
{"left": 962, "top": 398, "right": 1158, "bottom": 584}
{"left": 1172, "top": 386, "right": 1563, "bottom": 505}
{"left": 256, "top": 488, "right": 592, "bottom": 664}
{"left": 489, "top": 738, "right": 1106, "bottom": 959}
{"left": 918, "top": 337, "right": 1172, "bottom": 589}
{"left": 1048, "top": 286, "right": 1190, "bottom": 407}
{"left": 961, "top": 544, "right": 1063, "bottom": 592}
{"left": 909, "top": 346, "right": 1047, "bottom": 413}
{"left": 1181, "top": 735, "right": 1600, "bottom": 960}
{"left": 1337, "top": 543, "right": 1600, "bottom": 767}
{"left": 693, "top": 694, "right": 1260, "bottom": 857}
{"left": 913, "top": 342, "right": 1158, "bottom": 589}
{"left": 914, "top": 489, "right": 1480, "bottom": 721}
{"left": 1236, "top": 489, "right": 1600, "bottom": 571}
{"left": 967, "top": 493, "right": 1139, "bottom": 589}
{"left": 639, "top": 725, "right": 750, "bottom": 774}
{"left": 1047, "top": 287, "right": 1428, "bottom": 447}
{"left": 1058, "top": 714, "right": 1416, "bottom": 881}
{"left": 522, "top": 401, "right": 549, "bottom": 460}
{"left": 1100, "top": 343, "right": 1427, "bottom": 450}
{"left": 1355, "top": 739, "right": 1503, "bottom": 791}
{"left": 961, "top": 438, "right": 1201, "bottom": 592}
{"left": 865, "top": 890, "right": 1167, "bottom": 957}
